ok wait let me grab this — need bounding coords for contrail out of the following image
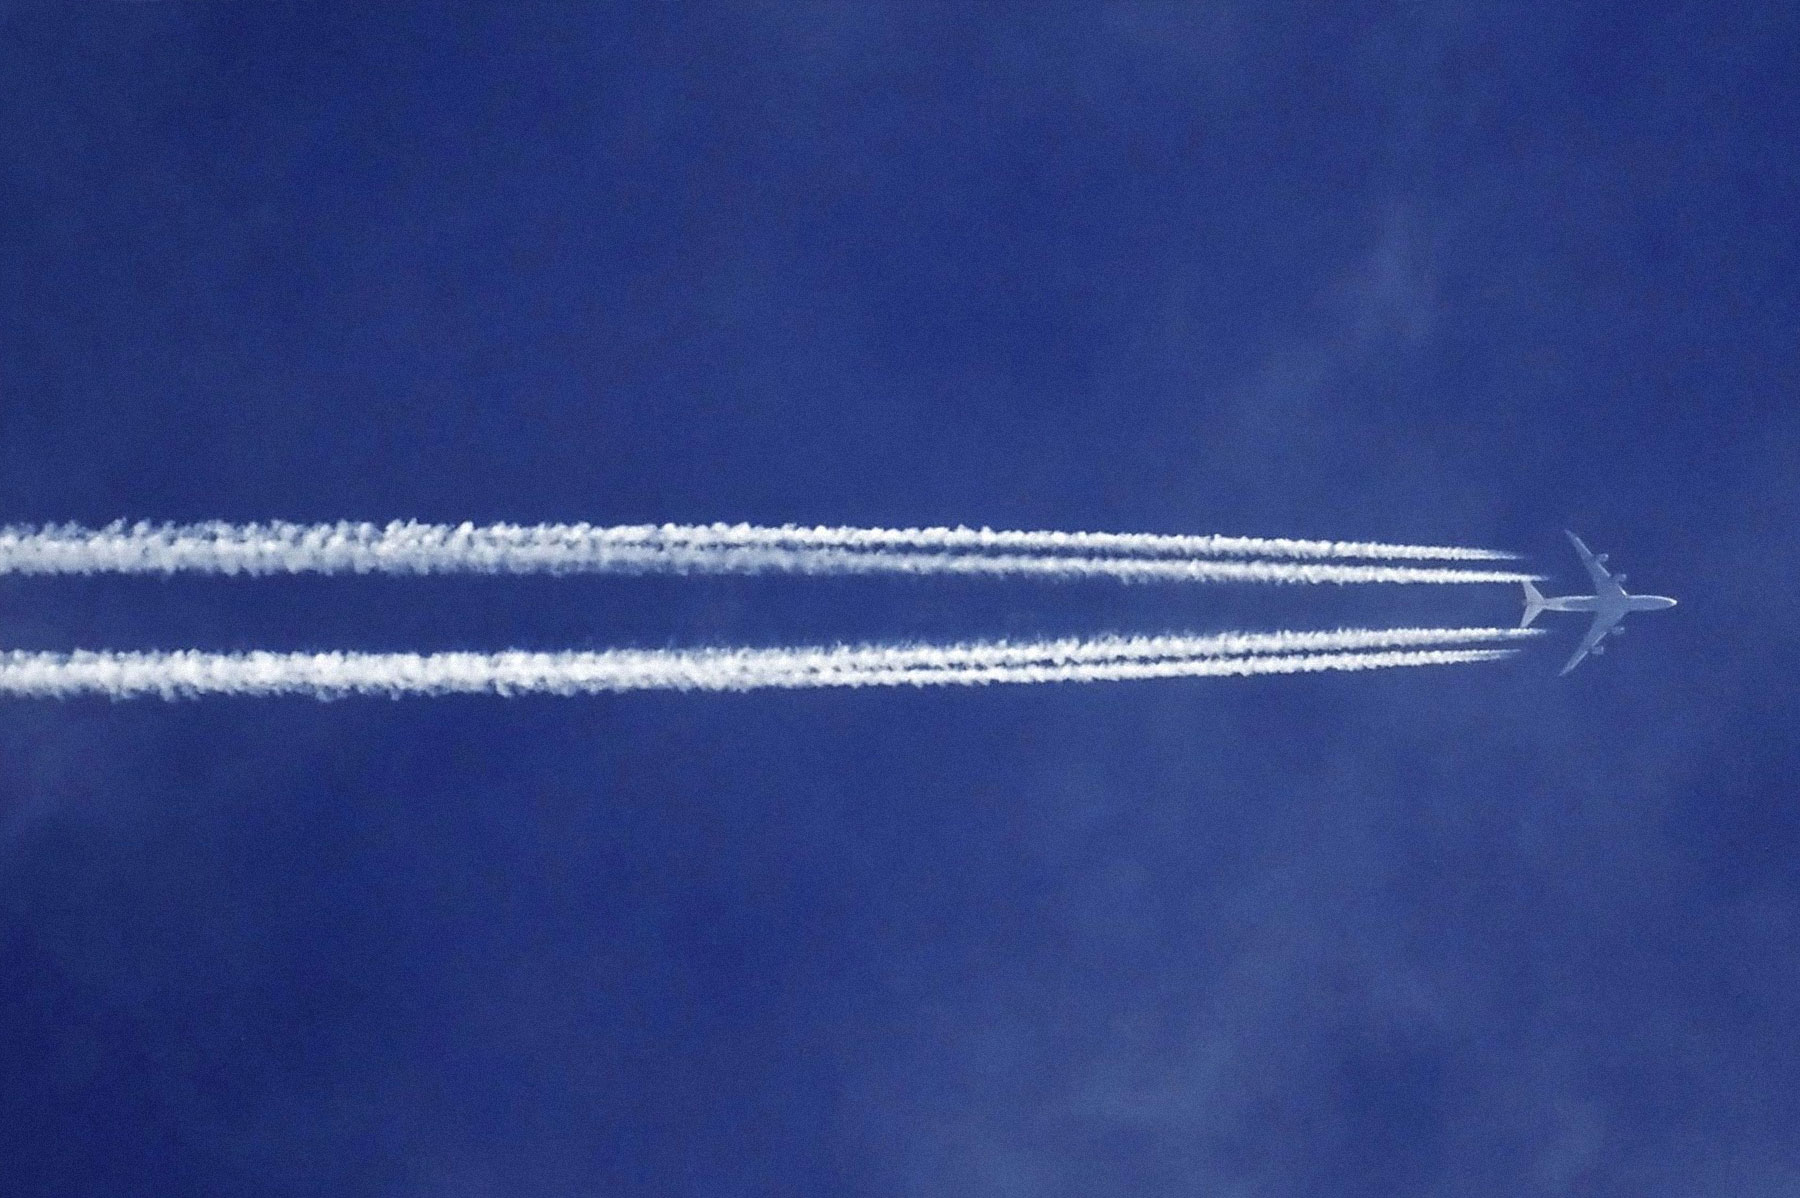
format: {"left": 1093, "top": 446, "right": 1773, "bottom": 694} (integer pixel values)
{"left": 0, "top": 648, "right": 1520, "bottom": 698}
{"left": 651, "top": 625, "right": 1542, "bottom": 673}
{"left": 0, "top": 627, "right": 1532, "bottom": 699}
{"left": 802, "top": 649, "right": 1520, "bottom": 690}
{"left": 492, "top": 521, "right": 1521, "bottom": 561}
{"left": 0, "top": 522, "right": 1537, "bottom": 583}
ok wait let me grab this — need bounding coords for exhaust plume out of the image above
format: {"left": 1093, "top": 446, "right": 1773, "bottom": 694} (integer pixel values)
{"left": 0, "top": 522, "right": 1536, "bottom": 584}
{"left": 0, "top": 627, "right": 1531, "bottom": 699}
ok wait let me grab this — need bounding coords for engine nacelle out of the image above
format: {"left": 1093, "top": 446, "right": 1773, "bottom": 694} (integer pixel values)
{"left": 1614, "top": 573, "right": 1627, "bottom": 586}
{"left": 1596, "top": 553, "right": 1609, "bottom": 566}
{"left": 1611, "top": 625, "right": 1625, "bottom": 636}
{"left": 1592, "top": 642, "right": 1605, "bottom": 655}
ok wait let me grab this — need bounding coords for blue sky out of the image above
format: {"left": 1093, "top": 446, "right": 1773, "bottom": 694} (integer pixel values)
{"left": 2, "top": 3, "right": 1797, "bottom": 1194}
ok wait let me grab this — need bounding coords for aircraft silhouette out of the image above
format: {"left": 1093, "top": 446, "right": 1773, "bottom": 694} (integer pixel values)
{"left": 1521, "top": 531, "right": 1677, "bottom": 675}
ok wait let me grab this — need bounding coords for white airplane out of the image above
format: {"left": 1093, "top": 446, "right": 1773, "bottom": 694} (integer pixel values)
{"left": 1521, "top": 531, "right": 1677, "bottom": 675}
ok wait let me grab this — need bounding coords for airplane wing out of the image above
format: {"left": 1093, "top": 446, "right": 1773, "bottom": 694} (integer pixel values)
{"left": 1560, "top": 609, "right": 1623, "bottom": 676}
{"left": 1565, "top": 530, "right": 1624, "bottom": 597}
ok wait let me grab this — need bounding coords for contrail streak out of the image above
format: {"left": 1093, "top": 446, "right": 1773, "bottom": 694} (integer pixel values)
{"left": 491, "top": 521, "right": 1521, "bottom": 561}
{"left": 0, "top": 627, "right": 1531, "bottom": 699}
{"left": 647, "top": 625, "right": 1541, "bottom": 672}
{"left": 0, "top": 522, "right": 1536, "bottom": 583}
{"left": 805, "top": 650, "right": 1520, "bottom": 690}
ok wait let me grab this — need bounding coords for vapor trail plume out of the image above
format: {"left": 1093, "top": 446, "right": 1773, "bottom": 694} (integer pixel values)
{"left": 533, "top": 521, "right": 1521, "bottom": 561}
{"left": 824, "top": 649, "right": 1519, "bottom": 690}
{"left": 0, "top": 628, "right": 1531, "bottom": 699}
{"left": 0, "top": 523, "right": 1537, "bottom": 583}
{"left": 716, "top": 625, "right": 1542, "bottom": 672}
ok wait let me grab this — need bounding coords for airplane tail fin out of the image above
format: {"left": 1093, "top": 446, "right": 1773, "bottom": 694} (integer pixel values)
{"left": 1520, "top": 580, "right": 1546, "bottom": 628}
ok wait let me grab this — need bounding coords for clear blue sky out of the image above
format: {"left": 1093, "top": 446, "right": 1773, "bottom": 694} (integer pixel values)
{"left": 2, "top": 3, "right": 1797, "bottom": 1194}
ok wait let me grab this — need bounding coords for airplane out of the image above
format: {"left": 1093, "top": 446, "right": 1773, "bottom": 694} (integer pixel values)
{"left": 1520, "top": 531, "right": 1677, "bottom": 675}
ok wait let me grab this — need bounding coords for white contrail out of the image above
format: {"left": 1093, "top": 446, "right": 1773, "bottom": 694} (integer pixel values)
{"left": 0, "top": 648, "right": 1520, "bottom": 698}
{"left": 808, "top": 649, "right": 1519, "bottom": 690}
{"left": 508, "top": 521, "right": 1521, "bottom": 561}
{"left": 651, "top": 625, "right": 1541, "bottom": 672}
{"left": 0, "top": 627, "right": 1532, "bottom": 699}
{"left": 0, "top": 522, "right": 1537, "bottom": 583}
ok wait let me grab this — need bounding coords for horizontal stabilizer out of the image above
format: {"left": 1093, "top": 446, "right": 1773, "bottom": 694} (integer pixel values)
{"left": 1520, "top": 579, "right": 1547, "bottom": 628}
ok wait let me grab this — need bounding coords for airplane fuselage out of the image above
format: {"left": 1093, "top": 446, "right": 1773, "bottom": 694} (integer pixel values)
{"left": 1538, "top": 593, "right": 1678, "bottom": 614}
